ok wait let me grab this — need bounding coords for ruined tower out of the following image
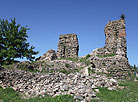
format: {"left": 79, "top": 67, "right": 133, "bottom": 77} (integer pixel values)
{"left": 104, "top": 19, "right": 127, "bottom": 57}
{"left": 57, "top": 34, "right": 79, "bottom": 59}
{"left": 91, "top": 19, "right": 130, "bottom": 79}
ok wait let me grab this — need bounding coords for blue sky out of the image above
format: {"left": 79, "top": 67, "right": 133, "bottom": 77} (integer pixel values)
{"left": 0, "top": 0, "right": 138, "bottom": 66}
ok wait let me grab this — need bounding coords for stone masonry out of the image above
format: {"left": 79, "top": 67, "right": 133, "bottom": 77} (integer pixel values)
{"left": 57, "top": 34, "right": 79, "bottom": 58}
{"left": 91, "top": 19, "right": 131, "bottom": 79}
{"left": 0, "top": 68, "right": 119, "bottom": 101}
{"left": 38, "top": 49, "right": 57, "bottom": 61}
{"left": 104, "top": 19, "right": 127, "bottom": 57}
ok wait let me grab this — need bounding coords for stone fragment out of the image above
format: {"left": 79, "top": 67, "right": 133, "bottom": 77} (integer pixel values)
{"left": 74, "top": 95, "right": 84, "bottom": 101}
{"left": 94, "top": 89, "right": 99, "bottom": 93}
{"left": 80, "top": 66, "right": 89, "bottom": 76}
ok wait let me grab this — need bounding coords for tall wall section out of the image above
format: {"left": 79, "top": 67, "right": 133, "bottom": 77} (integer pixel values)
{"left": 57, "top": 34, "right": 79, "bottom": 58}
{"left": 91, "top": 19, "right": 130, "bottom": 79}
{"left": 104, "top": 19, "right": 127, "bottom": 57}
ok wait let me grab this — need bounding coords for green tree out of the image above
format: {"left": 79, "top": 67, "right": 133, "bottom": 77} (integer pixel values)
{"left": 0, "top": 18, "right": 38, "bottom": 64}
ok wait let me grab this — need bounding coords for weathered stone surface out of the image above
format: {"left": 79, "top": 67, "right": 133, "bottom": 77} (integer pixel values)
{"left": 57, "top": 34, "right": 79, "bottom": 58}
{"left": 91, "top": 52, "right": 130, "bottom": 79}
{"left": 14, "top": 61, "right": 40, "bottom": 70}
{"left": 14, "top": 61, "right": 39, "bottom": 70}
{"left": 90, "top": 19, "right": 131, "bottom": 79}
{"left": 80, "top": 66, "right": 90, "bottom": 76}
{"left": 14, "top": 59, "right": 86, "bottom": 74}
{"left": 105, "top": 19, "right": 127, "bottom": 57}
{"left": 0, "top": 68, "right": 118, "bottom": 101}
{"left": 38, "top": 49, "right": 57, "bottom": 61}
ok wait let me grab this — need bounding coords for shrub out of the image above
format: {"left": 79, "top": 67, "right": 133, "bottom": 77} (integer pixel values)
{"left": 65, "top": 63, "right": 70, "bottom": 68}
{"left": 136, "top": 76, "right": 138, "bottom": 80}
{"left": 121, "top": 14, "right": 125, "bottom": 20}
{"left": 85, "top": 54, "right": 91, "bottom": 59}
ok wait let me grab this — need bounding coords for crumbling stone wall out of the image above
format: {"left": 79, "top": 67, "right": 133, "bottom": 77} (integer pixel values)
{"left": 38, "top": 49, "right": 57, "bottom": 61}
{"left": 0, "top": 68, "right": 118, "bottom": 101}
{"left": 91, "top": 54, "right": 130, "bottom": 79}
{"left": 104, "top": 19, "right": 127, "bottom": 57}
{"left": 91, "top": 19, "right": 131, "bottom": 79}
{"left": 57, "top": 34, "right": 79, "bottom": 58}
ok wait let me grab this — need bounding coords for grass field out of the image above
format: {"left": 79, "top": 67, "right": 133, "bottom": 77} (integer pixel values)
{"left": 92, "top": 81, "right": 138, "bottom": 102}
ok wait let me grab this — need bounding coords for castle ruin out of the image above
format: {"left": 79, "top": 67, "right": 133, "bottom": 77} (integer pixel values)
{"left": 57, "top": 34, "right": 79, "bottom": 59}
{"left": 105, "top": 19, "right": 127, "bottom": 57}
{"left": 91, "top": 19, "right": 130, "bottom": 79}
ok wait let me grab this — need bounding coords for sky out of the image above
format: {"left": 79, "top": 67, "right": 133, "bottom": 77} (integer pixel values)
{"left": 0, "top": 0, "right": 138, "bottom": 66}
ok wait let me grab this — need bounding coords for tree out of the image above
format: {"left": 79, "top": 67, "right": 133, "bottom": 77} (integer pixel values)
{"left": 0, "top": 18, "right": 38, "bottom": 64}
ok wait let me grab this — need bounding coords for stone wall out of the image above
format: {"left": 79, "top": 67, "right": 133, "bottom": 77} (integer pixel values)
{"left": 38, "top": 49, "right": 57, "bottom": 61}
{"left": 90, "top": 19, "right": 131, "bottom": 79}
{"left": 0, "top": 68, "right": 119, "bottom": 101}
{"left": 104, "top": 19, "right": 127, "bottom": 57}
{"left": 91, "top": 53, "right": 130, "bottom": 79}
{"left": 57, "top": 34, "right": 79, "bottom": 58}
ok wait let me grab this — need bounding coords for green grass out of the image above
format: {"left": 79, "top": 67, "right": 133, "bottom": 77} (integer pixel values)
{"left": 60, "top": 54, "right": 91, "bottom": 65}
{"left": 2, "top": 63, "right": 41, "bottom": 73}
{"left": 79, "top": 58, "right": 91, "bottom": 66}
{"left": 2, "top": 64, "right": 15, "bottom": 69}
{"left": 91, "top": 81, "right": 138, "bottom": 102}
{"left": 58, "top": 68, "right": 80, "bottom": 75}
{"left": 96, "top": 53, "right": 116, "bottom": 58}
{"left": 60, "top": 57, "right": 79, "bottom": 62}
{"left": 0, "top": 86, "right": 74, "bottom": 102}
{"left": 85, "top": 54, "right": 91, "bottom": 59}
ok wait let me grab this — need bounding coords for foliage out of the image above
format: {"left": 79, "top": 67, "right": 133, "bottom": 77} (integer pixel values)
{"left": 85, "top": 54, "right": 91, "bottom": 59}
{"left": 0, "top": 86, "right": 74, "bottom": 102}
{"left": 96, "top": 53, "right": 115, "bottom": 58}
{"left": 121, "top": 14, "right": 125, "bottom": 20}
{"left": 91, "top": 81, "right": 138, "bottom": 102}
{"left": 79, "top": 55, "right": 91, "bottom": 65}
{"left": 0, "top": 18, "right": 38, "bottom": 65}
{"left": 128, "top": 65, "right": 138, "bottom": 80}
{"left": 136, "top": 77, "right": 138, "bottom": 80}
{"left": 132, "top": 64, "right": 138, "bottom": 73}
{"left": 65, "top": 63, "right": 70, "bottom": 68}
